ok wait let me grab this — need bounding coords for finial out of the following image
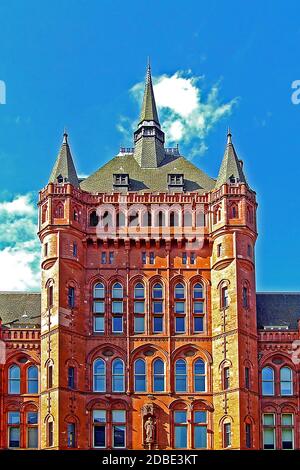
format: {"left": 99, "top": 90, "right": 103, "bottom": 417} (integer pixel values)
{"left": 227, "top": 127, "right": 232, "bottom": 145}
{"left": 63, "top": 128, "right": 68, "bottom": 144}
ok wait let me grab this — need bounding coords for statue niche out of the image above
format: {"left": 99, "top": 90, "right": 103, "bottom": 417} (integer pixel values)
{"left": 142, "top": 403, "right": 157, "bottom": 449}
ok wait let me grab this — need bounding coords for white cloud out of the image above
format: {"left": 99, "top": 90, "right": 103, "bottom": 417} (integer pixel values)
{"left": 119, "top": 70, "right": 238, "bottom": 158}
{"left": 0, "top": 193, "right": 40, "bottom": 291}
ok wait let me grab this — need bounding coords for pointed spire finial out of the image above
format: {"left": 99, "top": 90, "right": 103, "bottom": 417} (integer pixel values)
{"left": 227, "top": 127, "right": 232, "bottom": 145}
{"left": 63, "top": 128, "right": 68, "bottom": 144}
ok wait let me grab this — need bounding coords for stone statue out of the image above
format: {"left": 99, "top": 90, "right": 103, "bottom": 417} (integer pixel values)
{"left": 144, "top": 416, "right": 155, "bottom": 443}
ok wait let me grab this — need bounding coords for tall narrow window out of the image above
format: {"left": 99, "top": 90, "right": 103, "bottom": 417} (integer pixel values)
{"left": 112, "top": 410, "right": 126, "bottom": 448}
{"left": 67, "top": 423, "right": 76, "bottom": 448}
{"left": 190, "top": 252, "right": 196, "bottom": 264}
{"left": 217, "top": 243, "right": 222, "bottom": 257}
{"left": 109, "top": 252, "right": 114, "bottom": 264}
{"left": 134, "top": 283, "right": 145, "bottom": 334}
{"left": 223, "top": 422, "right": 231, "bottom": 448}
{"left": 93, "top": 282, "right": 105, "bottom": 333}
{"left": 93, "top": 359, "right": 106, "bottom": 392}
{"left": 182, "top": 252, "right": 187, "bottom": 265}
{"left": 194, "top": 359, "right": 206, "bottom": 392}
{"left": 72, "top": 242, "right": 77, "bottom": 257}
{"left": 175, "top": 283, "right": 186, "bottom": 333}
{"left": 245, "top": 423, "right": 252, "bottom": 449}
{"left": 193, "top": 283, "right": 205, "bottom": 333}
{"left": 152, "top": 283, "right": 164, "bottom": 334}
{"left": 48, "top": 284, "right": 53, "bottom": 308}
{"left": 27, "top": 411, "right": 38, "bottom": 448}
{"left": 101, "top": 252, "right": 107, "bottom": 264}
{"left": 174, "top": 411, "right": 188, "bottom": 449}
{"left": 8, "top": 365, "right": 20, "bottom": 394}
{"left": 221, "top": 286, "right": 229, "bottom": 308}
{"left": 112, "top": 359, "right": 125, "bottom": 392}
{"left": 48, "top": 364, "right": 53, "bottom": 389}
{"left": 280, "top": 367, "right": 293, "bottom": 396}
{"left": 93, "top": 410, "right": 106, "bottom": 448}
{"left": 8, "top": 411, "right": 20, "bottom": 448}
{"left": 194, "top": 411, "right": 207, "bottom": 449}
{"left": 263, "top": 414, "right": 275, "bottom": 450}
{"left": 175, "top": 359, "right": 187, "bottom": 392}
{"left": 68, "top": 366, "right": 75, "bottom": 389}
{"left": 112, "top": 283, "right": 124, "bottom": 333}
{"left": 245, "top": 367, "right": 250, "bottom": 390}
{"left": 27, "top": 365, "right": 38, "bottom": 394}
{"left": 281, "top": 414, "right": 294, "bottom": 449}
{"left": 262, "top": 367, "right": 274, "bottom": 396}
{"left": 48, "top": 421, "right": 54, "bottom": 447}
{"left": 141, "top": 252, "right": 146, "bottom": 264}
{"left": 134, "top": 359, "right": 146, "bottom": 392}
{"left": 153, "top": 359, "right": 165, "bottom": 392}
{"left": 149, "top": 252, "right": 155, "bottom": 264}
{"left": 242, "top": 286, "right": 249, "bottom": 308}
{"left": 223, "top": 367, "right": 230, "bottom": 390}
{"left": 68, "top": 286, "right": 75, "bottom": 308}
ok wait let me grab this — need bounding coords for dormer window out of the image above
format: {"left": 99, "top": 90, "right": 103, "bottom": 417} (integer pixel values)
{"left": 167, "top": 173, "right": 184, "bottom": 192}
{"left": 57, "top": 174, "right": 64, "bottom": 184}
{"left": 113, "top": 174, "right": 130, "bottom": 191}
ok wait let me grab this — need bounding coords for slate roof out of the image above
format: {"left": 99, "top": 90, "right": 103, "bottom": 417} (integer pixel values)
{"left": 0, "top": 292, "right": 41, "bottom": 328}
{"left": 139, "top": 63, "right": 159, "bottom": 124}
{"left": 49, "top": 132, "right": 79, "bottom": 187}
{"left": 80, "top": 152, "right": 216, "bottom": 193}
{"left": 215, "top": 131, "right": 247, "bottom": 188}
{"left": 256, "top": 293, "right": 300, "bottom": 330}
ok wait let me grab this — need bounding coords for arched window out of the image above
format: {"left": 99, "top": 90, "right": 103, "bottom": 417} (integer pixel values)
{"left": 134, "top": 283, "right": 145, "bottom": 334}
{"left": 170, "top": 211, "right": 179, "bottom": 227}
{"left": 27, "top": 365, "right": 38, "bottom": 394}
{"left": 8, "top": 365, "right": 20, "bottom": 394}
{"left": 194, "top": 359, "right": 206, "bottom": 392}
{"left": 231, "top": 204, "right": 238, "bottom": 219}
{"left": 153, "top": 359, "right": 165, "bottom": 392}
{"left": 242, "top": 285, "right": 249, "bottom": 308}
{"left": 93, "top": 359, "right": 106, "bottom": 392}
{"left": 262, "top": 366, "right": 274, "bottom": 396}
{"left": 152, "top": 283, "right": 164, "bottom": 334}
{"left": 280, "top": 367, "right": 293, "bottom": 396}
{"left": 89, "top": 210, "right": 99, "bottom": 227}
{"left": 112, "top": 283, "right": 124, "bottom": 333}
{"left": 93, "top": 283, "right": 105, "bottom": 333}
{"left": 116, "top": 211, "right": 126, "bottom": 229}
{"left": 192, "top": 283, "right": 205, "bottom": 333}
{"left": 157, "top": 211, "right": 165, "bottom": 227}
{"left": 134, "top": 359, "right": 146, "bottom": 392}
{"left": 112, "top": 359, "right": 125, "bottom": 392}
{"left": 221, "top": 285, "right": 229, "bottom": 309}
{"left": 175, "top": 359, "right": 187, "bottom": 392}
{"left": 174, "top": 283, "right": 186, "bottom": 333}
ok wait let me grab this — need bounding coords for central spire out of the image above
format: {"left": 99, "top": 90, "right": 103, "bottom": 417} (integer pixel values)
{"left": 133, "top": 62, "right": 165, "bottom": 168}
{"left": 139, "top": 61, "right": 160, "bottom": 125}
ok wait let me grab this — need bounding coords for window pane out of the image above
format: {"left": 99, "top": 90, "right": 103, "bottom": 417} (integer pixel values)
{"left": 8, "top": 412, "right": 20, "bottom": 425}
{"left": 194, "top": 301, "right": 204, "bottom": 313}
{"left": 94, "top": 426, "right": 105, "bottom": 447}
{"left": 154, "top": 377, "right": 164, "bottom": 392}
{"left": 282, "top": 429, "right": 293, "bottom": 449}
{"left": 263, "top": 414, "right": 275, "bottom": 426}
{"left": 93, "top": 410, "right": 106, "bottom": 423}
{"left": 153, "top": 316, "right": 163, "bottom": 333}
{"left": 112, "top": 410, "right": 126, "bottom": 423}
{"left": 280, "top": 367, "right": 292, "bottom": 381}
{"left": 282, "top": 414, "right": 293, "bottom": 426}
{"left": 27, "top": 412, "right": 38, "bottom": 424}
{"left": 134, "top": 284, "right": 145, "bottom": 298}
{"left": 175, "top": 302, "right": 185, "bottom": 314}
{"left": 153, "top": 284, "right": 163, "bottom": 298}
{"left": 153, "top": 301, "right": 163, "bottom": 314}
{"left": 94, "top": 283, "right": 105, "bottom": 298}
{"left": 134, "top": 316, "right": 145, "bottom": 333}
{"left": 174, "top": 411, "right": 187, "bottom": 423}
{"left": 28, "top": 427, "right": 38, "bottom": 448}
{"left": 113, "top": 425, "right": 126, "bottom": 448}
{"left": 263, "top": 429, "right": 275, "bottom": 449}
{"left": 134, "top": 301, "right": 145, "bottom": 314}
{"left": 194, "top": 317, "right": 204, "bottom": 332}
{"left": 262, "top": 381, "right": 274, "bottom": 395}
{"left": 112, "top": 317, "right": 123, "bottom": 333}
{"left": 195, "top": 376, "right": 206, "bottom": 392}
{"left": 94, "top": 301, "right": 105, "bottom": 313}
{"left": 135, "top": 375, "right": 146, "bottom": 392}
{"left": 194, "top": 411, "right": 207, "bottom": 423}
{"left": 194, "top": 426, "right": 207, "bottom": 449}
{"left": 262, "top": 367, "right": 274, "bottom": 381}
{"left": 176, "top": 376, "right": 187, "bottom": 391}
{"left": 175, "top": 284, "right": 185, "bottom": 299}
{"left": 94, "top": 316, "right": 104, "bottom": 332}
{"left": 175, "top": 426, "right": 187, "bottom": 448}
{"left": 9, "top": 427, "right": 20, "bottom": 448}
{"left": 175, "top": 317, "right": 185, "bottom": 332}
{"left": 113, "top": 377, "right": 124, "bottom": 392}
{"left": 112, "top": 283, "right": 123, "bottom": 298}
{"left": 112, "top": 301, "right": 123, "bottom": 314}
{"left": 193, "top": 284, "right": 203, "bottom": 298}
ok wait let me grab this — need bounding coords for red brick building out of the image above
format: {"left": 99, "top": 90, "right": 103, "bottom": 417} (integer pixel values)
{"left": 0, "top": 65, "right": 299, "bottom": 450}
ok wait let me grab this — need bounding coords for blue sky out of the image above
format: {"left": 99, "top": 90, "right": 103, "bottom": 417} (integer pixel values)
{"left": 0, "top": 0, "right": 299, "bottom": 291}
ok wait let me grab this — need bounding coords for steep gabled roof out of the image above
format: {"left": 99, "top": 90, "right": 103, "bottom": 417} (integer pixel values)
{"left": 49, "top": 132, "right": 79, "bottom": 187}
{"left": 215, "top": 130, "right": 247, "bottom": 188}
{"left": 139, "top": 63, "right": 159, "bottom": 125}
{"left": 256, "top": 292, "right": 300, "bottom": 330}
